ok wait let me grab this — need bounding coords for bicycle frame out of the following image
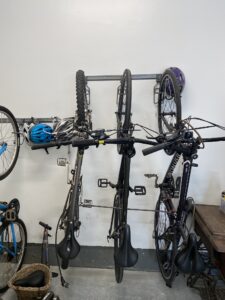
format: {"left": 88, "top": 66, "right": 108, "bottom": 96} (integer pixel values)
{"left": 56, "top": 147, "right": 85, "bottom": 269}
{"left": 160, "top": 151, "right": 194, "bottom": 236}
{"left": 118, "top": 154, "right": 131, "bottom": 223}
{"left": 68, "top": 148, "right": 84, "bottom": 226}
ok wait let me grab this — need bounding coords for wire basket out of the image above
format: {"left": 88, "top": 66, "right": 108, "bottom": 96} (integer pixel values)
{"left": 8, "top": 263, "right": 51, "bottom": 300}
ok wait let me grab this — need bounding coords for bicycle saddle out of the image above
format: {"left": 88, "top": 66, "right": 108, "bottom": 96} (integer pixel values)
{"left": 14, "top": 270, "right": 45, "bottom": 288}
{"left": 114, "top": 224, "right": 138, "bottom": 268}
{"left": 175, "top": 233, "right": 205, "bottom": 274}
{"left": 57, "top": 222, "right": 80, "bottom": 269}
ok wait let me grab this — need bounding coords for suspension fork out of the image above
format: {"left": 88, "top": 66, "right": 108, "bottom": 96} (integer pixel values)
{"left": 176, "top": 157, "right": 193, "bottom": 222}
{"left": 163, "top": 152, "right": 181, "bottom": 182}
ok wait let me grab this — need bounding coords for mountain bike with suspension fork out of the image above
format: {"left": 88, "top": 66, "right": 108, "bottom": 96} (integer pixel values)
{"left": 32, "top": 70, "right": 92, "bottom": 281}
{"left": 142, "top": 118, "right": 225, "bottom": 287}
{"left": 0, "top": 198, "right": 27, "bottom": 292}
{"left": 55, "top": 70, "right": 92, "bottom": 271}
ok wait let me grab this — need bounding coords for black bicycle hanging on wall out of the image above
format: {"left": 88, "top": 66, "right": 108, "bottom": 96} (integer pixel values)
{"left": 31, "top": 70, "right": 92, "bottom": 286}
{"left": 55, "top": 70, "right": 92, "bottom": 270}
{"left": 97, "top": 69, "right": 146, "bottom": 283}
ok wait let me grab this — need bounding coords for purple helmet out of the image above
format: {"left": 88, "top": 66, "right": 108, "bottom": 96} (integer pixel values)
{"left": 169, "top": 67, "right": 185, "bottom": 92}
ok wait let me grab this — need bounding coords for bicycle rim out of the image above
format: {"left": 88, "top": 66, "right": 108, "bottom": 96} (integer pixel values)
{"left": 0, "top": 106, "right": 20, "bottom": 180}
{"left": 117, "top": 69, "right": 132, "bottom": 154}
{"left": 154, "top": 197, "right": 178, "bottom": 287}
{"left": 114, "top": 193, "right": 124, "bottom": 283}
{"left": 158, "top": 69, "right": 181, "bottom": 134}
{"left": 0, "top": 219, "right": 27, "bottom": 292}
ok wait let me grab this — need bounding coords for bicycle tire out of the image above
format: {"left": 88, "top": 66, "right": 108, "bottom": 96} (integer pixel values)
{"left": 76, "top": 70, "right": 91, "bottom": 129}
{"left": 113, "top": 193, "right": 124, "bottom": 283}
{"left": 117, "top": 69, "right": 132, "bottom": 154}
{"left": 154, "top": 195, "right": 178, "bottom": 287}
{"left": 158, "top": 69, "right": 181, "bottom": 134}
{"left": 0, "top": 218, "right": 27, "bottom": 292}
{"left": 0, "top": 106, "right": 20, "bottom": 180}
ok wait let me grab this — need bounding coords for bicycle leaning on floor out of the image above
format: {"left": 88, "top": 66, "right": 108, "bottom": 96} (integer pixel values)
{"left": 0, "top": 198, "right": 27, "bottom": 292}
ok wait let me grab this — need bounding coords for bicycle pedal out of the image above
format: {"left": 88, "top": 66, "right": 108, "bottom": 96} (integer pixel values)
{"left": 5, "top": 209, "right": 17, "bottom": 221}
{"left": 57, "top": 158, "right": 68, "bottom": 167}
{"left": 98, "top": 178, "right": 109, "bottom": 188}
{"left": 83, "top": 199, "right": 93, "bottom": 208}
{"left": 134, "top": 186, "right": 146, "bottom": 196}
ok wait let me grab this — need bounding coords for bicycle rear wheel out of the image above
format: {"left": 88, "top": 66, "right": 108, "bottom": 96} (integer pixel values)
{"left": 0, "top": 106, "right": 20, "bottom": 180}
{"left": 0, "top": 219, "right": 27, "bottom": 292}
{"left": 117, "top": 69, "right": 132, "bottom": 154}
{"left": 113, "top": 193, "right": 124, "bottom": 283}
{"left": 76, "top": 70, "right": 92, "bottom": 130}
{"left": 158, "top": 69, "right": 181, "bottom": 134}
{"left": 154, "top": 195, "right": 178, "bottom": 287}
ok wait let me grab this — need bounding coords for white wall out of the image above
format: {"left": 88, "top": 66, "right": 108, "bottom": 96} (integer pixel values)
{"left": 0, "top": 0, "right": 225, "bottom": 248}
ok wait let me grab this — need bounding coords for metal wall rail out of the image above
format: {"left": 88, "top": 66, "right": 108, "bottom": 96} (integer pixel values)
{"left": 86, "top": 73, "right": 161, "bottom": 82}
{"left": 2, "top": 73, "right": 160, "bottom": 124}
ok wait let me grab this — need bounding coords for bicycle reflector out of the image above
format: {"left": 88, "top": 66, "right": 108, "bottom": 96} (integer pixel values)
{"left": 30, "top": 124, "right": 53, "bottom": 143}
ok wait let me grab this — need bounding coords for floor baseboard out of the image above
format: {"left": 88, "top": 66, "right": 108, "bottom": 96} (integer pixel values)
{"left": 24, "top": 244, "right": 159, "bottom": 271}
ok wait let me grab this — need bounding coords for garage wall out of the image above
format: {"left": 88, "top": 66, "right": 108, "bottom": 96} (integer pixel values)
{"left": 0, "top": 0, "right": 225, "bottom": 248}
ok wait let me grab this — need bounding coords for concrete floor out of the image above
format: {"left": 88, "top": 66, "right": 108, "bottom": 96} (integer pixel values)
{"left": 1, "top": 267, "right": 201, "bottom": 300}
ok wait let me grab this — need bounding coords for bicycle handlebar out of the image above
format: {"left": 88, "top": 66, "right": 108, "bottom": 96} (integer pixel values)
{"left": 31, "top": 135, "right": 225, "bottom": 152}
{"left": 142, "top": 136, "right": 225, "bottom": 156}
{"left": 202, "top": 137, "right": 225, "bottom": 142}
{"left": 31, "top": 140, "right": 72, "bottom": 150}
{"left": 31, "top": 137, "right": 158, "bottom": 150}
{"left": 142, "top": 141, "right": 174, "bottom": 156}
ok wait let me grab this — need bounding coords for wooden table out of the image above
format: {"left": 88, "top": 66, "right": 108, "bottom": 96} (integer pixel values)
{"left": 195, "top": 204, "right": 225, "bottom": 278}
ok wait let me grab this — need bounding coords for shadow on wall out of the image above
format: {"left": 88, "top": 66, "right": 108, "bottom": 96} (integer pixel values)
{"left": 192, "top": 171, "right": 221, "bottom": 206}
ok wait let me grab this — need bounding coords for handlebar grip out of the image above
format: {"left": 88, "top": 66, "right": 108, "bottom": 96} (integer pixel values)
{"left": 142, "top": 141, "right": 173, "bottom": 156}
{"left": 72, "top": 138, "right": 97, "bottom": 147}
{"left": 203, "top": 137, "right": 225, "bottom": 142}
{"left": 31, "top": 140, "right": 71, "bottom": 150}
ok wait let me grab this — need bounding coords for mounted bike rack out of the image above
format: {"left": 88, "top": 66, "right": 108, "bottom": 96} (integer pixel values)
{"left": 5, "top": 73, "right": 161, "bottom": 125}
{"left": 86, "top": 73, "right": 161, "bottom": 82}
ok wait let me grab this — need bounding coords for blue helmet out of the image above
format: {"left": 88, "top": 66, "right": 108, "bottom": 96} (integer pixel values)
{"left": 29, "top": 124, "right": 53, "bottom": 143}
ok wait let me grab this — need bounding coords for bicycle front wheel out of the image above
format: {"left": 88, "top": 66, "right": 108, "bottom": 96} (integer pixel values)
{"left": 154, "top": 196, "right": 178, "bottom": 287}
{"left": 0, "top": 219, "right": 27, "bottom": 292}
{"left": 0, "top": 106, "right": 20, "bottom": 180}
{"left": 76, "top": 70, "right": 92, "bottom": 130}
{"left": 117, "top": 69, "right": 132, "bottom": 154}
{"left": 158, "top": 69, "right": 181, "bottom": 134}
{"left": 113, "top": 193, "right": 124, "bottom": 283}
